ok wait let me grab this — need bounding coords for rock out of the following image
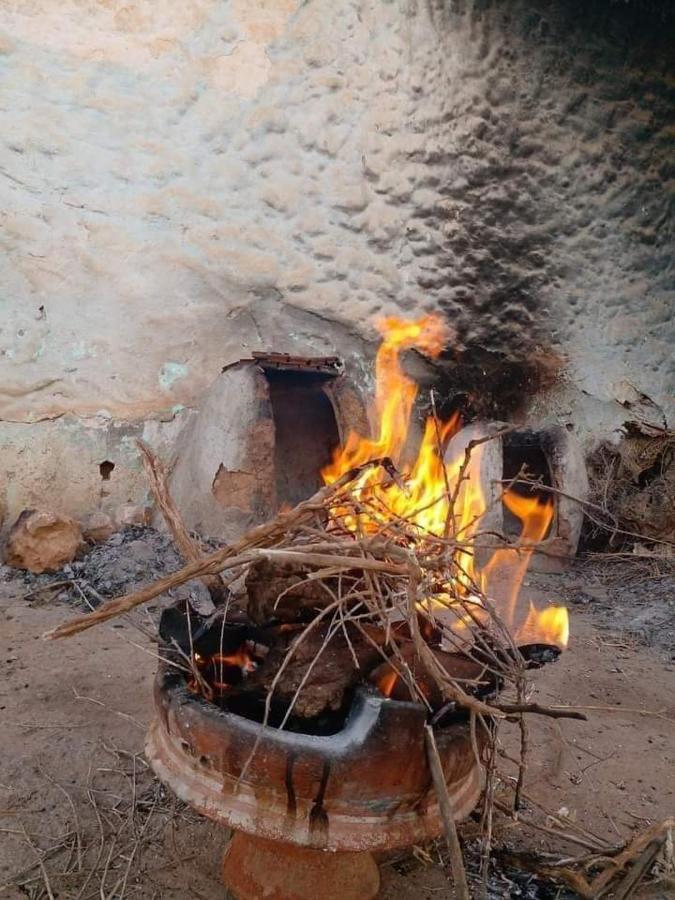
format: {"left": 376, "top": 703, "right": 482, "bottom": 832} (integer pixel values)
{"left": 4, "top": 510, "right": 83, "bottom": 574}
{"left": 82, "top": 511, "right": 116, "bottom": 543}
{"left": 169, "top": 579, "right": 216, "bottom": 617}
{"left": 115, "top": 505, "right": 151, "bottom": 528}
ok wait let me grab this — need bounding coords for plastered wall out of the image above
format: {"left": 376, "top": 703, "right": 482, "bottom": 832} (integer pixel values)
{"left": 1, "top": 0, "right": 673, "bottom": 526}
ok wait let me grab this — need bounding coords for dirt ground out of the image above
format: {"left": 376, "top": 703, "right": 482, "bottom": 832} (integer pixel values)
{"left": 0, "top": 530, "right": 673, "bottom": 899}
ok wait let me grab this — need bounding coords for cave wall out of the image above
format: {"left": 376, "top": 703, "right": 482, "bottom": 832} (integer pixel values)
{"left": 0, "top": 0, "right": 673, "bottom": 526}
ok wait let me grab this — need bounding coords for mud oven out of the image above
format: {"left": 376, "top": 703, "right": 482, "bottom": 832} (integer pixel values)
{"left": 165, "top": 351, "right": 587, "bottom": 569}
{"left": 145, "top": 344, "right": 588, "bottom": 899}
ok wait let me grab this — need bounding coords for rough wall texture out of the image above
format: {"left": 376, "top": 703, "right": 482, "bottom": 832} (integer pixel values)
{"left": 0, "top": 0, "right": 673, "bottom": 524}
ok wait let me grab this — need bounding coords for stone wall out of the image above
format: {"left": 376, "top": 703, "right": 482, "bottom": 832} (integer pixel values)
{"left": 0, "top": 0, "right": 673, "bottom": 526}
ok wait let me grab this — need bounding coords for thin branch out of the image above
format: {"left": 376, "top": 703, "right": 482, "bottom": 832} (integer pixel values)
{"left": 424, "top": 725, "right": 470, "bottom": 900}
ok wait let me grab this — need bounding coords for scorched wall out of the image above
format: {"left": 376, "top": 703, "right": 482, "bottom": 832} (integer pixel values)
{"left": 0, "top": 0, "right": 673, "bottom": 526}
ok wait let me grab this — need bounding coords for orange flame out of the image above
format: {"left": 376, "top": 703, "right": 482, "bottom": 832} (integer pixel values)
{"left": 322, "top": 315, "right": 569, "bottom": 648}
{"left": 211, "top": 650, "right": 257, "bottom": 674}
{"left": 479, "top": 490, "right": 568, "bottom": 647}
{"left": 377, "top": 668, "right": 399, "bottom": 699}
{"left": 322, "top": 314, "right": 471, "bottom": 545}
{"left": 481, "top": 492, "right": 554, "bottom": 627}
{"left": 191, "top": 645, "right": 259, "bottom": 695}
{"left": 518, "top": 602, "right": 569, "bottom": 649}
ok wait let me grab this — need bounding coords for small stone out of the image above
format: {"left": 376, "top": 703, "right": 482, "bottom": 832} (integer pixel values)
{"left": 170, "top": 579, "right": 216, "bottom": 617}
{"left": 4, "top": 510, "right": 83, "bottom": 574}
{"left": 82, "top": 511, "right": 116, "bottom": 543}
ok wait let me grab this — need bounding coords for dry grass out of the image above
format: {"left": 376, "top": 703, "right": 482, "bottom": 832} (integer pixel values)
{"left": 0, "top": 744, "right": 222, "bottom": 900}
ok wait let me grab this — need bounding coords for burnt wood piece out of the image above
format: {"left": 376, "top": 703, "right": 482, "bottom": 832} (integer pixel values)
{"left": 179, "top": 611, "right": 409, "bottom": 720}
{"left": 516, "top": 643, "right": 561, "bottom": 668}
{"left": 244, "top": 623, "right": 382, "bottom": 718}
{"left": 251, "top": 351, "right": 344, "bottom": 376}
{"left": 245, "top": 557, "right": 344, "bottom": 624}
{"left": 469, "top": 635, "right": 562, "bottom": 672}
{"left": 369, "top": 644, "right": 496, "bottom": 709}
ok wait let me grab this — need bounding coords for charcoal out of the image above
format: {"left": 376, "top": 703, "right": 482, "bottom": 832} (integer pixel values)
{"left": 517, "top": 643, "right": 561, "bottom": 668}
{"left": 159, "top": 604, "right": 251, "bottom": 658}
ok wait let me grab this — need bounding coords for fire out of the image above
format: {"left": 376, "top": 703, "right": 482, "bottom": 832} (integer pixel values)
{"left": 322, "top": 314, "right": 569, "bottom": 648}
{"left": 211, "top": 650, "right": 257, "bottom": 674}
{"left": 519, "top": 603, "right": 569, "bottom": 649}
{"left": 481, "top": 492, "right": 553, "bottom": 629}
{"left": 190, "top": 644, "right": 259, "bottom": 695}
{"left": 322, "top": 314, "right": 472, "bottom": 545}
{"left": 377, "top": 668, "right": 399, "bottom": 699}
{"left": 481, "top": 492, "right": 568, "bottom": 647}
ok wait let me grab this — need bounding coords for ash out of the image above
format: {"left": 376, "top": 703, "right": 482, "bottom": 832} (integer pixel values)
{"left": 0, "top": 526, "right": 184, "bottom": 610}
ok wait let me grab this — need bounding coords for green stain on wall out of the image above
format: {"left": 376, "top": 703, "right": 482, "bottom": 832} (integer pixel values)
{"left": 159, "top": 361, "right": 188, "bottom": 391}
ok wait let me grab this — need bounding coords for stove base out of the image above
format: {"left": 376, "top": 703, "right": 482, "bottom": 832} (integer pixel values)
{"left": 222, "top": 831, "right": 380, "bottom": 900}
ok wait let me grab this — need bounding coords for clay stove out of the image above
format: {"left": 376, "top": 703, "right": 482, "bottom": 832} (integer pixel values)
{"left": 145, "top": 322, "right": 580, "bottom": 898}
{"left": 146, "top": 615, "right": 486, "bottom": 899}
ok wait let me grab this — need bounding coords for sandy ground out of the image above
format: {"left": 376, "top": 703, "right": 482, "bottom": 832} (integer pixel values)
{"left": 0, "top": 535, "right": 673, "bottom": 899}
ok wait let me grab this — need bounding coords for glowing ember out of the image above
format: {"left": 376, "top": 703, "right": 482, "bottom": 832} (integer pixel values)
{"left": 377, "top": 668, "right": 399, "bottom": 699}
{"left": 190, "top": 644, "right": 259, "bottom": 695}
{"left": 211, "top": 650, "right": 258, "bottom": 673}
{"left": 322, "top": 314, "right": 569, "bottom": 648}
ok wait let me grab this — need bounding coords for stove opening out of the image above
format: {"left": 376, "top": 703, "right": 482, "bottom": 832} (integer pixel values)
{"left": 265, "top": 370, "right": 340, "bottom": 508}
{"left": 502, "top": 430, "right": 554, "bottom": 540}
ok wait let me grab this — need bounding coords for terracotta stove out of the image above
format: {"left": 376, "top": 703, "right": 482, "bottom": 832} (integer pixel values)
{"left": 145, "top": 349, "right": 582, "bottom": 898}
{"left": 146, "top": 627, "right": 485, "bottom": 899}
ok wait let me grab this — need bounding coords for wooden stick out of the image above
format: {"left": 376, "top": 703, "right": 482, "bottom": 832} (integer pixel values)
{"left": 424, "top": 724, "right": 470, "bottom": 900}
{"left": 43, "top": 458, "right": 396, "bottom": 640}
{"left": 514, "top": 713, "right": 528, "bottom": 812}
{"left": 255, "top": 547, "right": 406, "bottom": 573}
{"left": 403, "top": 557, "right": 500, "bottom": 718}
{"left": 504, "top": 478, "right": 675, "bottom": 549}
{"left": 497, "top": 701, "right": 587, "bottom": 721}
{"left": 136, "top": 439, "right": 225, "bottom": 600}
{"left": 588, "top": 817, "right": 674, "bottom": 895}
{"left": 506, "top": 819, "right": 674, "bottom": 899}
{"left": 613, "top": 839, "right": 664, "bottom": 900}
